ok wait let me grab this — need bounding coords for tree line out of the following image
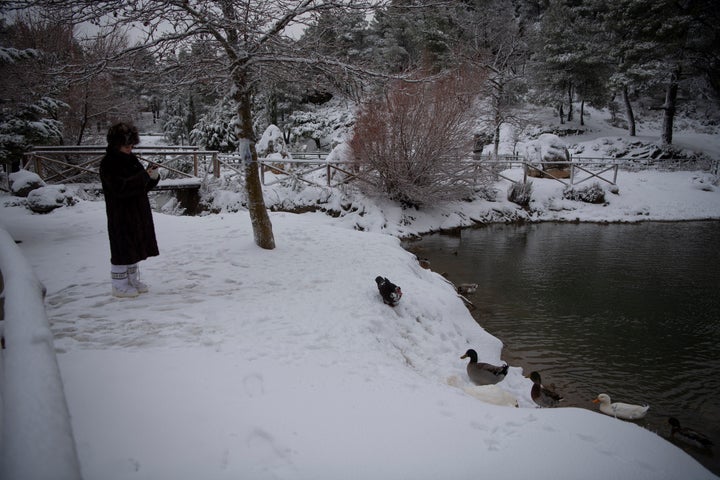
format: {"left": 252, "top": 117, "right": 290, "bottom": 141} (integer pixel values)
{"left": 2, "top": 0, "right": 718, "bottom": 248}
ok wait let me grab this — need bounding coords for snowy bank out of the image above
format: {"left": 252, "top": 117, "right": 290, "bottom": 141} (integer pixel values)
{"left": 244, "top": 167, "right": 720, "bottom": 239}
{"left": 0, "top": 195, "right": 716, "bottom": 479}
{"left": 0, "top": 226, "right": 81, "bottom": 480}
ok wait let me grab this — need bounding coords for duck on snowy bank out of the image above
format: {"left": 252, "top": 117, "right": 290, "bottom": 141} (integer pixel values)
{"left": 460, "top": 349, "right": 509, "bottom": 386}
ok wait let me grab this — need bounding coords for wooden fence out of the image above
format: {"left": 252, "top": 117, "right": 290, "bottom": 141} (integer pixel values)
{"left": 22, "top": 145, "right": 216, "bottom": 185}
{"left": 17, "top": 147, "right": 640, "bottom": 192}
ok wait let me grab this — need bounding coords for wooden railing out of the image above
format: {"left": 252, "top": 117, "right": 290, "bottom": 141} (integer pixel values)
{"left": 23, "top": 145, "right": 217, "bottom": 185}
{"left": 243, "top": 154, "right": 622, "bottom": 189}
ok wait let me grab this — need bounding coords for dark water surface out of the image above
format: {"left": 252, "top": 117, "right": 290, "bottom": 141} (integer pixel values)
{"left": 404, "top": 221, "right": 720, "bottom": 475}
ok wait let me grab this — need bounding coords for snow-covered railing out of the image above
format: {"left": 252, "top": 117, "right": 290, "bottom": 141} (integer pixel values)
{"left": 227, "top": 154, "right": 622, "bottom": 189}
{"left": 213, "top": 152, "right": 371, "bottom": 189}
{"left": 23, "top": 146, "right": 217, "bottom": 183}
{"left": 0, "top": 226, "right": 82, "bottom": 480}
{"left": 460, "top": 154, "right": 623, "bottom": 187}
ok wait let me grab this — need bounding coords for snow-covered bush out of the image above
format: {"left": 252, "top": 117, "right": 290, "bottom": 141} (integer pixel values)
{"left": 349, "top": 69, "right": 485, "bottom": 208}
{"left": 9, "top": 169, "right": 44, "bottom": 197}
{"left": 691, "top": 173, "right": 718, "bottom": 192}
{"left": 563, "top": 182, "right": 605, "bottom": 204}
{"left": 26, "top": 185, "right": 77, "bottom": 213}
{"left": 507, "top": 181, "right": 533, "bottom": 207}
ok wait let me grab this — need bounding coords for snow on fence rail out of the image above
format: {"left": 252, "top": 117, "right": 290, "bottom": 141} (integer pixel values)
{"left": 0, "top": 226, "right": 82, "bottom": 480}
{"left": 23, "top": 147, "right": 715, "bottom": 193}
{"left": 23, "top": 146, "right": 217, "bottom": 185}
{"left": 21, "top": 148, "right": 622, "bottom": 191}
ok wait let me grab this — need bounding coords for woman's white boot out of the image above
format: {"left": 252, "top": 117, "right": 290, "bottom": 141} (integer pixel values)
{"left": 111, "top": 265, "right": 139, "bottom": 298}
{"left": 127, "top": 263, "right": 149, "bottom": 293}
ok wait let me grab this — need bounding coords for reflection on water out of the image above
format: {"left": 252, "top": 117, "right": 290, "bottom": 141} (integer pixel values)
{"left": 405, "top": 221, "right": 720, "bottom": 475}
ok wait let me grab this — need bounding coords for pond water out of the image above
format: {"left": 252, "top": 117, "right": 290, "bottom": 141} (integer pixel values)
{"left": 404, "top": 221, "right": 720, "bottom": 475}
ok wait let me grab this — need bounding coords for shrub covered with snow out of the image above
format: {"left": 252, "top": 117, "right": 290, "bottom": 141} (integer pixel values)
{"left": 691, "top": 173, "right": 719, "bottom": 192}
{"left": 563, "top": 182, "right": 606, "bottom": 204}
{"left": 507, "top": 180, "right": 533, "bottom": 206}
{"left": 9, "top": 169, "right": 44, "bottom": 197}
{"left": 26, "top": 185, "right": 77, "bottom": 213}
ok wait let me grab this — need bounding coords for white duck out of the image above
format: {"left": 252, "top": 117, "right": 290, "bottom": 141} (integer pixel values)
{"left": 446, "top": 376, "right": 518, "bottom": 407}
{"left": 463, "top": 384, "right": 519, "bottom": 407}
{"left": 593, "top": 393, "right": 649, "bottom": 420}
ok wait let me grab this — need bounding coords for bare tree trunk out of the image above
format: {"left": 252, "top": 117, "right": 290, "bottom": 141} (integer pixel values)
{"left": 558, "top": 104, "right": 565, "bottom": 124}
{"left": 234, "top": 71, "right": 275, "bottom": 250}
{"left": 75, "top": 91, "right": 90, "bottom": 145}
{"left": 623, "top": 85, "right": 636, "bottom": 137}
{"left": 579, "top": 99, "right": 585, "bottom": 126}
{"left": 567, "top": 82, "right": 573, "bottom": 122}
{"left": 493, "top": 122, "right": 501, "bottom": 156}
{"left": 661, "top": 66, "right": 680, "bottom": 146}
{"left": 493, "top": 84, "right": 503, "bottom": 156}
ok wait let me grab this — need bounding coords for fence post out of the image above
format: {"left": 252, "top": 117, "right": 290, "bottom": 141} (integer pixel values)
{"left": 213, "top": 152, "right": 220, "bottom": 178}
{"left": 34, "top": 153, "right": 42, "bottom": 177}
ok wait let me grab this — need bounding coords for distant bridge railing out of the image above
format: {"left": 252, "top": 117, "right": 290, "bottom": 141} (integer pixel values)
{"left": 237, "top": 154, "right": 623, "bottom": 189}
{"left": 22, "top": 145, "right": 217, "bottom": 185}
{"left": 470, "top": 155, "right": 620, "bottom": 187}
{"left": 23, "top": 147, "right": 708, "bottom": 193}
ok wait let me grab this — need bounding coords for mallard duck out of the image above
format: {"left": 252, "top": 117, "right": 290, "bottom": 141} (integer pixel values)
{"left": 668, "top": 417, "right": 714, "bottom": 449}
{"left": 593, "top": 393, "right": 649, "bottom": 420}
{"left": 460, "top": 349, "right": 509, "bottom": 385}
{"left": 529, "top": 371, "right": 563, "bottom": 408}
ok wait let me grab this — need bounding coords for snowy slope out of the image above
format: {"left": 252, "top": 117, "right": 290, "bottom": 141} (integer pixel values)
{"left": 1, "top": 196, "right": 717, "bottom": 479}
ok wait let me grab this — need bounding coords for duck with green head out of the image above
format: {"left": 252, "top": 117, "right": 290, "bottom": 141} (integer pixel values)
{"left": 529, "top": 371, "right": 563, "bottom": 408}
{"left": 668, "top": 417, "right": 714, "bottom": 449}
{"left": 460, "top": 349, "right": 509, "bottom": 386}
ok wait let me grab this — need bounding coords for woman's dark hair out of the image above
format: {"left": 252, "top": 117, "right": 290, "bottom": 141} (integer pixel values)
{"left": 106, "top": 122, "right": 140, "bottom": 149}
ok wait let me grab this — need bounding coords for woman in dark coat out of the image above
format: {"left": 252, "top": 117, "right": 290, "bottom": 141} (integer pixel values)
{"left": 100, "top": 122, "right": 160, "bottom": 297}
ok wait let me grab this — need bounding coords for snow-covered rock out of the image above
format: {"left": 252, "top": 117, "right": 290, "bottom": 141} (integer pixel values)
{"left": 257, "top": 124, "right": 289, "bottom": 158}
{"left": 522, "top": 134, "right": 571, "bottom": 178}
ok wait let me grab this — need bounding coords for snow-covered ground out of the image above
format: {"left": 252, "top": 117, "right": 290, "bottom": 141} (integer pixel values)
{"left": 1, "top": 108, "right": 719, "bottom": 479}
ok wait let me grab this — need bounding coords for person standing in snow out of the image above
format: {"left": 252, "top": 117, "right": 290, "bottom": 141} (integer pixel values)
{"left": 100, "top": 122, "right": 160, "bottom": 298}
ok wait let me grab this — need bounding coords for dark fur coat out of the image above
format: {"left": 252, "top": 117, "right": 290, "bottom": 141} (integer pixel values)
{"left": 100, "top": 147, "right": 160, "bottom": 265}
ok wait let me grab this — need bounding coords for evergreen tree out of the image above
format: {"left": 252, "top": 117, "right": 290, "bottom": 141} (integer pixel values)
{"left": 599, "top": 0, "right": 715, "bottom": 145}
{"left": 530, "top": 1, "right": 611, "bottom": 126}
{"left": 370, "top": 0, "right": 460, "bottom": 72}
